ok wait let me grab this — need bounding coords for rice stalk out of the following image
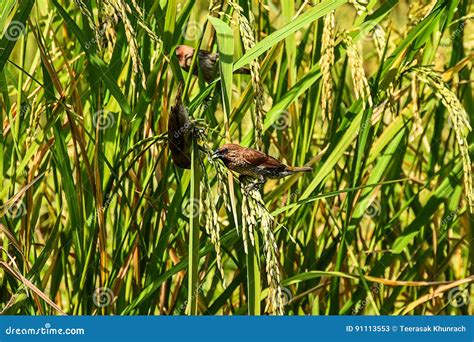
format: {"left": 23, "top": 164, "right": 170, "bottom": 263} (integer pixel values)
{"left": 260, "top": 213, "right": 284, "bottom": 315}
{"left": 126, "top": 1, "right": 163, "bottom": 46}
{"left": 208, "top": 0, "right": 222, "bottom": 15}
{"left": 187, "top": 138, "right": 201, "bottom": 315}
{"left": 182, "top": 123, "right": 227, "bottom": 286}
{"left": 200, "top": 156, "right": 225, "bottom": 286}
{"left": 320, "top": 10, "right": 335, "bottom": 120}
{"left": 240, "top": 179, "right": 284, "bottom": 315}
{"left": 205, "top": 142, "right": 232, "bottom": 214}
{"left": 370, "top": 24, "right": 395, "bottom": 117}
{"left": 407, "top": 1, "right": 437, "bottom": 28}
{"left": 105, "top": 0, "right": 146, "bottom": 89}
{"left": 343, "top": 33, "right": 373, "bottom": 109}
{"left": 100, "top": 1, "right": 120, "bottom": 50}
{"left": 372, "top": 24, "right": 387, "bottom": 60}
{"left": 410, "top": 75, "right": 423, "bottom": 141}
{"left": 241, "top": 188, "right": 256, "bottom": 254}
{"left": 228, "top": 1, "right": 265, "bottom": 150}
{"left": 73, "top": 0, "right": 102, "bottom": 51}
{"left": 348, "top": 0, "right": 369, "bottom": 15}
{"left": 413, "top": 67, "right": 473, "bottom": 213}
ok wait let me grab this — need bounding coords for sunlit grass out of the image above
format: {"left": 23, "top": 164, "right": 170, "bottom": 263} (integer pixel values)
{"left": 0, "top": 0, "right": 472, "bottom": 316}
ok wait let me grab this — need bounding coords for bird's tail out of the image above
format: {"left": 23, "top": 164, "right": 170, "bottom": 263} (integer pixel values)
{"left": 286, "top": 166, "right": 312, "bottom": 173}
{"left": 175, "top": 81, "right": 184, "bottom": 105}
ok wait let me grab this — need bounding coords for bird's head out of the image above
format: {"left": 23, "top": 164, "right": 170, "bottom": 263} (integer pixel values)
{"left": 212, "top": 144, "right": 241, "bottom": 161}
{"left": 175, "top": 45, "right": 194, "bottom": 70}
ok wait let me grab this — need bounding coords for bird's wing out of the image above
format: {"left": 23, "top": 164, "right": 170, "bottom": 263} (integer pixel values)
{"left": 241, "top": 148, "right": 284, "bottom": 169}
{"left": 198, "top": 50, "right": 219, "bottom": 63}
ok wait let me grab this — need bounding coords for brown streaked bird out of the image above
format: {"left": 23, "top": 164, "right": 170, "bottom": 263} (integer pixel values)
{"left": 175, "top": 45, "right": 250, "bottom": 83}
{"left": 213, "top": 144, "right": 312, "bottom": 183}
{"left": 168, "top": 82, "right": 192, "bottom": 169}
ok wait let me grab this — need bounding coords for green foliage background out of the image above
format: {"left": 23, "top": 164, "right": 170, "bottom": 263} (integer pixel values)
{"left": 0, "top": 0, "right": 472, "bottom": 315}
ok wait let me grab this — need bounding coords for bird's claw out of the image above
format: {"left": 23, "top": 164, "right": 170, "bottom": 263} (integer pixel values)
{"left": 239, "top": 176, "right": 264, "bottom": 193}
{"left": 188, "top": 119, "right": 207, "bottom": 140}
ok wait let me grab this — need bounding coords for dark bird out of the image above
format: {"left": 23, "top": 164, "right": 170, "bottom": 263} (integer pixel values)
{"left": 175, "top": 45, "right": 250, "bottom": 83}
{"left": 213, "top": 144, "right": 312, "bottom": 183}
{"left": 168, "top": 83, "right": 192, "bottom": 169}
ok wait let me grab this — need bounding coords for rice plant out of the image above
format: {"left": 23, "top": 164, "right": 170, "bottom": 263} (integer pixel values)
{"left": 0, "top": 0, "right": 472, "bottom": 316}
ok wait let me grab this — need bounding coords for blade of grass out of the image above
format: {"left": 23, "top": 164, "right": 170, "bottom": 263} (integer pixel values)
{"left": 391, "top": 148, "right": 470, "bottom": 253}
{"left": 208, "top": 16, "right": 240, "bottom": 239}
{"left": 0, "top": 0, "right": 34, "bottom": 74}
{"left": 50, "top": 0, "right": 132, "bottom": 117}
{"left": 208, "top": 15, "right": 257, "bottom": 314}
{"left": 187, "top": 138, "right": 200, "bottom": 315}
{"left": 233, "top": 0, "right": 347, "bottom": 71}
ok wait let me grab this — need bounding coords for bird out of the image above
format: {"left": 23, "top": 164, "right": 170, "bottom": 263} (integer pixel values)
{"left": 168, "top": 82, "right": 192, "bottom": 169}
{"left": 175, "top": 45, "right": 250, "bottom": 83}
{"left": 213, "top": 144, "right": 312, "bottom": 183}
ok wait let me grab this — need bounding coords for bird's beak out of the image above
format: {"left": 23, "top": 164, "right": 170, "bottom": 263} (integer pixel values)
{"left": 212, "top": 150, "right": 221, "bottom": 159}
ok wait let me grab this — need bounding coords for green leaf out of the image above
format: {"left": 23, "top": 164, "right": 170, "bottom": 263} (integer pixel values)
{"left": 391, "top": 155, "right": 466, "bottom": 254}
{"left": 50, "top": 0, "right": 132, "bottom": 117}
{"left": 233, "top": 0, "right": 347, "bottom": 71}
{"left": 0, "top": 0, "right": 34, "bottom": 74}
{"left": 208, "top": 16, "right": 234, "bottom": 123}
